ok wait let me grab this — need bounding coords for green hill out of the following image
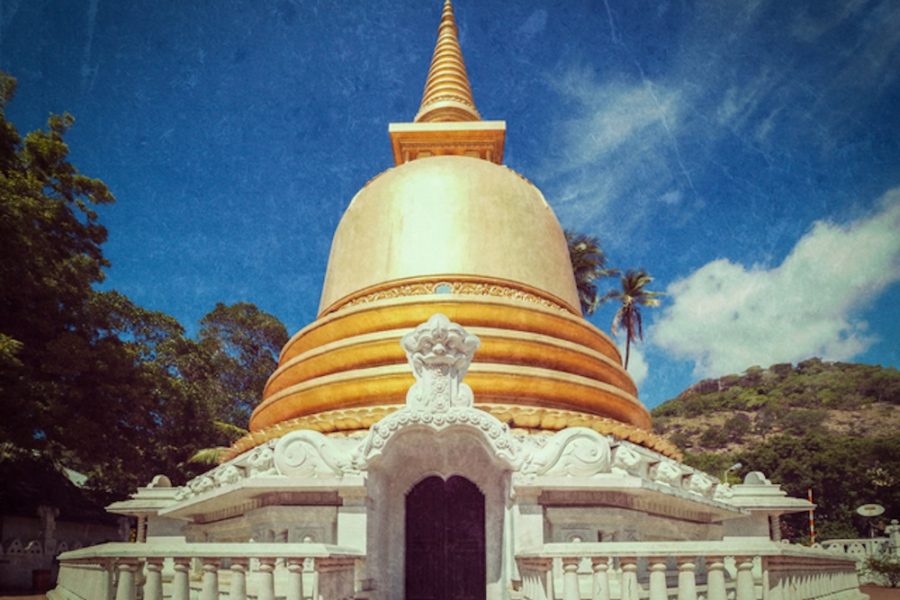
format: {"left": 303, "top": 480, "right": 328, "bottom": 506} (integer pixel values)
{"left": 651, "top": 358, "right": 900, "bottom": 541}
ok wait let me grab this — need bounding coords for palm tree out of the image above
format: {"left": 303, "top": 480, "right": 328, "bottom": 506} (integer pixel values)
{"left": 604, "top": 269, "right": 662, "bottom": 369}
{"left": 565, "top": 230, "right": 617, "bottom": 315}
{"left": 189, "top": 421, "right": 247, "bottom": 465}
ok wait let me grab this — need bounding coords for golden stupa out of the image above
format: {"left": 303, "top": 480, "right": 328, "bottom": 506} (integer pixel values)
{"left": 233, "top": 0, "right": 677, "bottom": 460}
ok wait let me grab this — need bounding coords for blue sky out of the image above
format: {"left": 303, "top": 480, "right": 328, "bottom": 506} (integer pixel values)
{"left": 3, "top": 0, "right": 898, "bottom": 409}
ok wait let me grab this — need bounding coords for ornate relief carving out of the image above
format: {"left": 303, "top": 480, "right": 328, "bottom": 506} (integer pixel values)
{"left": 401, "top": 313, "right": 479, "bottom": 411}
{"left": 355, "top": 405, "right": 522, "bottom": 470}
{"left": 356, "top": 314, "right": 522, "bottom": 469}
{"left": 520, "top": 427, "right": 611, "bottom": 478}
{"left": 337, "top": 278, "right": 572, "bottom": 314}
{"left": 651, "top": 460, "right": 686, "bottom": 487}
{"left": 686, "top": 471, "right": 717, "bottom": 497}
{"left": 247, "top": 442, "right": 278, "bottom": 477}
{"left": 611, "top": 444, "right": 643, "bottom": 476}
{"left": 274, "top": 429, "right": 358, "bottom": 479}
{"left": 714, "top": 483, "right": 734, "bottom": 501}
{"left": 214, "top": 464, "right": 243, "bottom": 486}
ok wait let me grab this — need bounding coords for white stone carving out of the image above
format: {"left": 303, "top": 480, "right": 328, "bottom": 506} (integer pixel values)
{"left": 247, "top": 442, "right": 278, "bottom": 477}
{"left": 714, "top": 483, "right": 734, "bottom": 501}
{"left": 520, "top": 428, "right": 611, "bottom": 478}
{"left": 356, "top": 404, "right": 521, "bottom": 469}
{"left": 687, "top": 471, "right": 717, "bottom": 497}
{"left": 274, "top": 429, "right": 358, "bottom": 478}
{"left": 214, "top": 464, "right": 243, "bottom": 486}
{"left": 401, "top": 313, "right": 480, "bottom": 411}
{"left": 189, "top": 474, "right": 215, "bottom": 495}
{"left": 611, "top": 444, "right": 643, "bottom": 476}
{"left": 651, "top": 460, "right": 685, "bottom": 487}
{"left": 356, "top": 314, "right": 521, "bottom": 469}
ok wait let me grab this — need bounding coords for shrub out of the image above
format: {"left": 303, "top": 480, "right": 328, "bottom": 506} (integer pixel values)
{"left": 865, "top": 554, "right": 900, "bottom": 587}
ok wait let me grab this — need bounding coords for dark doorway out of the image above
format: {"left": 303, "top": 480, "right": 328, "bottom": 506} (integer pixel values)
{"left": 405, "top": 475, "right": 486, "bottom": 600}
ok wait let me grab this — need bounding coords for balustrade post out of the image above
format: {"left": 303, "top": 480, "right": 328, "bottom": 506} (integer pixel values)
{"left": 648, "top": 557, "right": 668, "bottom": 600}
{"left": 230, "top": 559, "right": 249, "bottom": 600}
{"left": 705, "top": 557, "right": 727, "bottom": 600}
{"left": 97, "top": 560, "right": 114, "bottom": 600}
{"left": 735, "top": 557, "right": 755, "bottom": 600}
{"left": 677, "top": 558, "right": 698, "bottom": 600}
{"left": 172, "top": 558, "right": 191, "bottom": 600}
{"left": 257, "top": 557, "right": 277, "bottom": 600}
{"left": 287, "top": 558, "right": 305, "bottom": 600}
{"left": 621, "top": 558, "right": 640, "bottom": 600}
{"left": 592, "top": 557, "right": 611, "bottom": 600}
{"left": 200, "top": 558, "right": 219, "bottom": 600}
{"left": 115, "top": 560, "right": 138, "bottom": 600}
{"left": 143, "top": 558, "right": 164, "bottom": 600}
{"left": 562, "top": 557, "right": 580, "bottom": 600}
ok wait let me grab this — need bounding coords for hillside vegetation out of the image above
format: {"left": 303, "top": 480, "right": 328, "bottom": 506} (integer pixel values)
{"left": 651, "top": 358, "right": 900, "bottom": 541}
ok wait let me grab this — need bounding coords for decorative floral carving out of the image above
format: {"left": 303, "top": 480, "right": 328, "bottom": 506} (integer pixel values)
{"left": 520, "top": 428, "right": 611, "bottom": 478}
{"left": 401, "top": 313, "right": 479, "bottom": 411}
{"left": 274, "top": 429, "right": 358, "bottom": 479}
{"left": 213, "top": 464, "right": 243, "bottom": 486}
{"left": 338, "top": 278, "right": 572, "bottom": 314}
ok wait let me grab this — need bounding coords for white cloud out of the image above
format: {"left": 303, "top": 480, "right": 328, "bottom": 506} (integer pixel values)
{"left": 653, "top": 189, "right": 900, "bottom": 377}
{"left": 542, "top": 72, "right": 684, "bottom": 238}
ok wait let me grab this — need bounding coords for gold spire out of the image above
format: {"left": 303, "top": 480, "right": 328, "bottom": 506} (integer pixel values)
{"left": 414, "top": 0, "right": 481, "bottom": 123}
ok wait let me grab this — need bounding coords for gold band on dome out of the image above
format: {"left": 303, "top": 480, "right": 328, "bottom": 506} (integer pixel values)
{"left": 223, "top": 404, "right": 682, "bottom": 463}
{"left": 321, "top": 275, "right": 577, "bottom": 317}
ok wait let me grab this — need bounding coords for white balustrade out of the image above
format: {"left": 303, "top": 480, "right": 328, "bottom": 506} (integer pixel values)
{"left": 706, "top": 557, "right": 726, "bottom": 600}
{"left": 592, "top": 557, "right": 611, "bottom": 600}
{"left": 114, "top": 560, "right": 137, "bottom": 600}
{"left": 287, "top": 558, "right": 305, "bottom": 600}
{"left": 515, "top": 540, "right": 864, "bottom": 600}
{"left": 620, "top": 558, "right": 640, "bottom": 600}
{"left": 52, "top": 541, "right": 362, "bottom": 600}
{"left": 200, "top": 557, "right": 219, "bottom": 600}
{"left": 230, "top": 559, "right": 248, "bottom": 600}
{"left": 648, "top": 557, "right": 668, "bottom": 600}
{"left": 735, "top": 556, "right": 754, "bottom": 600}
{"left": 143, "top": 558, "right": 163, "bottom": 600}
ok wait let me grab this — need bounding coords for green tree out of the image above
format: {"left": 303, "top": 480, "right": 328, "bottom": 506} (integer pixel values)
{"left": 197, "top": 302, "right": 288, "bottom": 426}
{"left": 0, "top": 73, "right": 114, "bottom": 451}
{"left": 603, "top": 269, "right": 661, "bottom": 369}
{"left": 0, "top": 74, "right": 274, "bottom": 500}
{"left": 565, "top": 230, "right": 616, "bottom": 315}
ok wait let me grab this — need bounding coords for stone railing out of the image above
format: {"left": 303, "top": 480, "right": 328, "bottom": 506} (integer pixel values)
{"left": 48, "top": 541, "right": 363, "bottom": 600}
{"left": 516, "top": 540, "right": 865, "bottom": 600}
{"left": 820, "top": 537, "right": 892, "bottom": 558}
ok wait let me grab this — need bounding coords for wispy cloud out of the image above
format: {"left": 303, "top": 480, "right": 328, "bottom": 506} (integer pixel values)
{"left": 652, "top": 188, "right": 900, "bottom": 377}
{"left": 541, "top": 70, "right": 683, "bottom": 240}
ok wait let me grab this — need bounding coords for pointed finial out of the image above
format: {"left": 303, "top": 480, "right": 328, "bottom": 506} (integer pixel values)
{"left": 414, "top": 0, "right": 481, "bottom": 122}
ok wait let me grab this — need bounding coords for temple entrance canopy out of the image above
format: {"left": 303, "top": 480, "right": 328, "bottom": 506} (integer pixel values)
{"left": 406, "top": 475, "right": 486, "bottom": 600}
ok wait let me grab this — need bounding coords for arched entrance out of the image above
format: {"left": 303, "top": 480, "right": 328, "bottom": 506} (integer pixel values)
{"left": 405, "top": 475, "right": 486, "bottom": 600}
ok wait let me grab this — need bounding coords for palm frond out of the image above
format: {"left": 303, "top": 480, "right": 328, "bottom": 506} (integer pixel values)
{"left": 189, "top": 447, "right": 228, "bottom": 465}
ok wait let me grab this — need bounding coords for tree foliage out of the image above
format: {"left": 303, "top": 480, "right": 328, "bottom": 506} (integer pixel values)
{"left": 657, "top": 359, "right": 900, "bottom": 541}
{"left": 0, "top": 74, "right": 287, "bottom": 503}
{"left": 565, "top": 230, "right": 616, "bottom": 315}
{"left": 603, "top": 269, "right": 661, "bottom": 369}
